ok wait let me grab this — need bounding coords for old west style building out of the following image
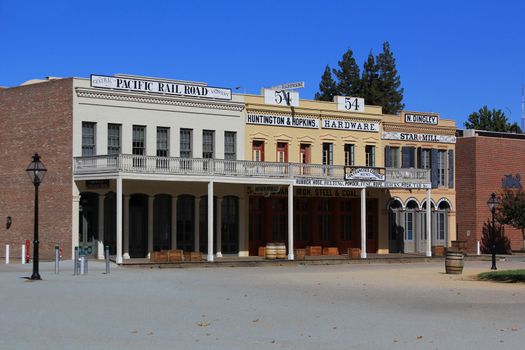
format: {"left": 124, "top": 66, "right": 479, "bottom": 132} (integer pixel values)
{"left": 0, "top": 74, "right": 456, "bottom": 262}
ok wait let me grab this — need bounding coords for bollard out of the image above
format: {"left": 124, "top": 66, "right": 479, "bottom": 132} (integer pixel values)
{"left": 54, "top": 244, "right": 60, "bottom": 274}
{"left": 80, "top": 256, "right": 85, "bottom": 275}
{"left": 477, "top": 241, "right": 481, "bottom": 256}
{"left": 105, "top": 245, "right": 110, "bottom": 274}
{"left": 21, "top": 244, "right": 26, "bottom": 265}
{"left": 5, "top": 245, "right": 9, "bottom": 264}
{"left": 74, "top": 247, "right": 79, "bottom": 275}
{"left": 84, "top": 256, "right": 88, "bottom": 275}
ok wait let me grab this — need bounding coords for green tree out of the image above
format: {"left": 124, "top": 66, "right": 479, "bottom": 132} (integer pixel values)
{"left": 464, "top": 106, "right": 522, "bottom": 132}
{"left": 314, "top": 65, "right": 337, "bottom": 101}
{"left": 480, "top": 219, "right": 511, "bottom": 254}
{"left": 376, "top": 41, "right": 405, "bottom": 114}
{"left": 332, "top": 49, "right": 361, "bottom": 97}
{"left": 361, "top": 50, "right": 382, "bottom": 106}
{"left": 497, "top": 190, "right": 525, "bottom": 250}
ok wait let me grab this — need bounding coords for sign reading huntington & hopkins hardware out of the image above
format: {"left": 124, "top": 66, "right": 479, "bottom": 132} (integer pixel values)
{"left": 90, "top": 74, "right": 232, "bottom": 100}
{"left": 382, "top": 131, "right": 456, "bottom": 144}
{"left": 344, "top": 167, "right": 386, "bottom": 181}
{"left": 404, "top": 112, "right": 439, "bottom": 125}
{"left": 247, "top": 113, "right": 320, "bottom": 129}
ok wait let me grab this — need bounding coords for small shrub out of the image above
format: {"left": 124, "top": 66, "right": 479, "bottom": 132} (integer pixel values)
{"left": 478, "top": 270, "right": 525, "bottom": 283}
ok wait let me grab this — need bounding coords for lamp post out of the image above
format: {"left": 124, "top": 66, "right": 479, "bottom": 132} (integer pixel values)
{"left": 26, "top": 153, "right": 47, "bottom": 280}
{"left": 486, "top": 192, "right": 499, "bottom": 270}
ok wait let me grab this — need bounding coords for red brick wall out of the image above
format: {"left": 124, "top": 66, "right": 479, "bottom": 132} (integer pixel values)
{"left": 456, "top": 135, "right": 525, "bottom": 252}
{"left": 0, "top": 79, "right": 73, "bottom": 260}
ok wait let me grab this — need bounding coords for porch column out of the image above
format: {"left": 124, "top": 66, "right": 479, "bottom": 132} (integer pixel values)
{"left": 207, "top": 181, "right": 214, "bottom": 262}
{"left": 123, "top": 194, "right": 130, "bottom": 259}
{"left": 116, "top": 177, "right": 123, "bottom": 264}
{"left": 360, "top": 188, "right": 367, "bottom": 259}
{"left": 97, "top": 194, "right": 105, "bottom": 260}
{"left": 288, "top": 184, "right": 294, "bottom": 260}
{"left": 426, "top": 188, "right": 432, "bottom": 257}
{"left": 216, "top": 197, "right": 222, "bottom": 258}
{"left": 194, "top": 197, "right": 200, "bottom": 252}
{"left": 148, "top": 195, "right": 154, "bottom": 257}
{"left": 171, "top": 196, "right": 177, "bottom": 249}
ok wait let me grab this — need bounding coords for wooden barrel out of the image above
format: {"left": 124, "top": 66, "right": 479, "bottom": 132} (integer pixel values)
{"left": 276, "top": 243, "right": 287, "bottom": 259}
{"left": 266, "top": 243, "right": 277, "bottom": 259}
{"left": 445, "top": 252, "right": 464, "bottom": 274}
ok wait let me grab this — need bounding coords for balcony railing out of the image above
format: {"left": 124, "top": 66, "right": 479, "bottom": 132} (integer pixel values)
{"left": 74, "top": 154, "right": 430, "bottom": 185}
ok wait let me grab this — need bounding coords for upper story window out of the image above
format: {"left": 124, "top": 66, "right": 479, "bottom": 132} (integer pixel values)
{"left": 344, "top": 144, "right": 355, "bottom": 166}
{"left": 438, "top": 150, "right": 447, "bottom": 187}
{"left": 420, "top": 149, "right": 431, "bottom": 169}
{"left": 390, "top": 147, "right": 400, "bottom": 168}
{"left": 82, "top": 122, "right": 96, "bottom": 156}
{"left": 180, "top": 129, "right": 192, "bottom": 158}
{"left": 107, "top": 124, "right": 121, "bottom": 155}
{"left": 277, "top": 142, "right": 288, "bottom": 163}
{"left": 224, "top": 132, "right": 236, "bottom": 160}
{"left": 202, "top": 130, "right": 215, "bottom": 159}
{"left": 157, "top": 127, "right": 169, "bottom": 157}
{"left": 252, "top": 141, "right": 264, "bottom": 161}
{"left": 365, "top": 145, "right": 375, "bottom": 167}
{"left": 132, "top": 125, "right": 146, "bottom": 156}
{"left": 322, "top": 143, "right": 333, "bottom": 165}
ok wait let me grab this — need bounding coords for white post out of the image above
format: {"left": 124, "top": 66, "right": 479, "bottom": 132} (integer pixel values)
{"left": 171, "top": 196, "right": 177, "bottom": 249}
{"left": 194, "top": 197, "right": 200, "bottom": 252}
{"left": 426, "top": 188, "right": 432, "bottom": 257}
{"left": 288, "top": 184, "right": 294, "bottom": 260}
{"left": 361, "top": 188, "right": 367, "bottom": 259}
{"left": 97, "top": 194, "right": 105, "bottom": 260}
{"left": 477, "top": 241, "right": 481, "bottom": 255}
{"left": 216, "top": 197, "right": 222, "bottom": 258}
{"left": 116, "top": 177, "right": 123, "bottom": 264}
{"left": 147, "top": 195, "right": 154, "bottom": 258}
{"left": 238, "top": 198, "right": 246, "bottom": 257}
{"left": 207, "top": 182, "right": 214, "bottom": 262}
{"left": 21, "top": 244, "right": 26, "bottom": 264}
{"left": 5, "top": 245, "right": 9, "bottom": 264}
{"left": 123, "top": 195, "right": 130, "bottom": 260}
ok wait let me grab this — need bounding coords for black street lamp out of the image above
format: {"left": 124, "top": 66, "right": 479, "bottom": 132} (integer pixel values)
{"left": 26, "top": 153, "right": 47, "bottom": 280}
{"left": 486, "top": 192, "right": 499, "bottom": 270}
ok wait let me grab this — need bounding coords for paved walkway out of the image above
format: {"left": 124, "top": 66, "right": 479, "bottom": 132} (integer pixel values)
{"left": 1, "top": 259, "right": 524, "bottom": 349}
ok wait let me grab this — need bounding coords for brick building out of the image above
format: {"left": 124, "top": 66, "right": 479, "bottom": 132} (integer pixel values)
{"left": 456, "top": 129, "right": 525, "bottom": 252}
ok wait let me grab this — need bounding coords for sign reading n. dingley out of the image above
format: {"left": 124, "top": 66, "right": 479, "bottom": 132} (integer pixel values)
{"left": 382, "top": 132, "right": 456, "bottom": 144}
{"left": 247, "top": 113, "right": 319, "bottom": 129}
{"left": 404, "top": 113, "right": 439, "bottom": 125}
{"left": 90, "top": 74, "right": 232, "bottom": 100}
{"left": 322, "top": 119, "right": 379, "bottom": 132}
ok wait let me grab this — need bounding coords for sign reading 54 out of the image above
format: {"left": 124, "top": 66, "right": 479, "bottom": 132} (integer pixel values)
{"left": 336, "top": 96, "right": 365, "bottom": 113}
{"left": 264, "top": 89, "right": 299, "bottom": 107}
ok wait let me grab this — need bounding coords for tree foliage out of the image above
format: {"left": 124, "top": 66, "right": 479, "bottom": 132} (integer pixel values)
{"left": 497, "top": 190, "right": 525, "bottom": 250}
{"left": 314, "top": 65, "right": 337, "bottom": 102}
{"left": 480, "top": 219, "right": 511, "bottom": 254}
{"left": 332, "top": 49, "right": 361, "bottom": 97}
{"left": 315, "top": 41, "right": 405, "bottom": 114}
{"left": 464, "top": 106, "right": 522, "bottom": 132}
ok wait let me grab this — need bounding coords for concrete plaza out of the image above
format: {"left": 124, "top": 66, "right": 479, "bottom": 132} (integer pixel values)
{"left": 0, "top": 259, "right": 524, "bottom": 349}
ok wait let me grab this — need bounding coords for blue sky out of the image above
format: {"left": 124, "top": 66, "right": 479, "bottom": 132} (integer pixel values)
{"left": 1, "top": 0, "right": 524, "bottom": 127}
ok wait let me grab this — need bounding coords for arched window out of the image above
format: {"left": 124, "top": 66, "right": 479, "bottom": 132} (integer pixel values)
{"left": 177, "top": 195, "right": 195, "bottom": 252}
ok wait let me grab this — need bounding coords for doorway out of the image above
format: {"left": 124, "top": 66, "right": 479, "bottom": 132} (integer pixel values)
{"left": 129, "top": 194, "right": 148, "bottom": 258}
{"left": 221, "top": 196, "right": 239, "bottom": 254}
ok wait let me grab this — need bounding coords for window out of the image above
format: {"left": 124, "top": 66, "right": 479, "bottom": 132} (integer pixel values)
{"left": 344, "top": 144, "right": 355, "bottom": 166}
{"left": 390, "top": 147, "right": 400, "bottom": 168}
{"left": 341, "top": 200, "right": 352, "bottom": 240}
{"left": 156, "top": 127, "right": 169, "bottom": 157}
{"left": 365, "top": 145, "right": 375, "bottom": 167}
{"left": 438, "top": 212, "right": 446, "bottom": 241}
{"left": 319, "top": 199, "right": 333, "bottom": 241}
{"left": 300, "top": 143, "right": 311, "bottom": 175}
{"left": 295, "top": 198, "right": 310, "bottom": 242}
{"left": 180, "top": 129, "right": 192, "bottom": 158}
{"left": 224, "top": 132, "right": 236, "bottom": 160}
{"left": 421, "top": 149, "right": 431, "bottom": 169}
{"left": 405, "top": 212, "right": 414, "bottom": 240}
{"left": 277, "top": 142, "right": 288, "bottom": 163}
{"left": 202, "top": 130, "right": 215, "bottom": 159}
{"left": 107, "top": 124, "right": 121, "bottom": 155}
{"left": 438, "top": 150, "right": 447, "bottom": 187}
{"left": 82, "top": 122, "right": 96, "bottom": 156}
{"left": 322, "top": 143, "right": 333, "bottom": 165}
{"left": 132, "top": 125, "right": 145, "bottom": 167}
{"left": 252, "top": 141, "right": 264, "bottom": 161}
